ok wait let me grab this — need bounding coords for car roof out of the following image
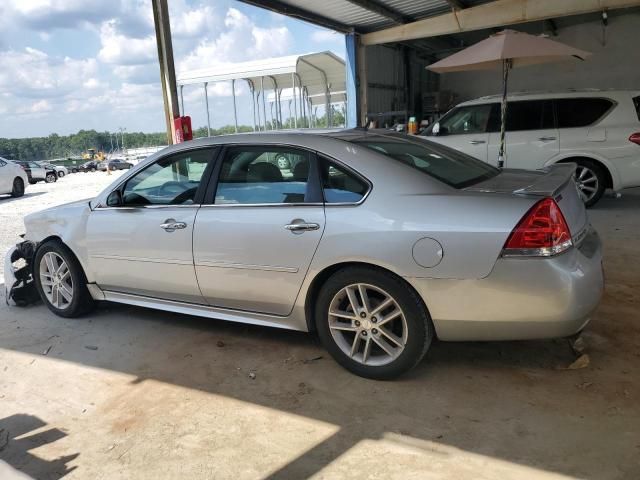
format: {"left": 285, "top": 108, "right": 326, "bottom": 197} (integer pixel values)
{"left": 457, "top": 89, "right": 640, "bottom": 106}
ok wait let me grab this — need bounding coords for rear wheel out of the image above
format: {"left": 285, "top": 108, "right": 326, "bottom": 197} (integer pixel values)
{"left": 11, "top": 177, "right": 24, "bottom": 197}
{"left": 45, "top": 172, "right": 57, "bottom": 183}
{"left": 58, "top": 171, "right": 65, "bottom": 178}
{"left": 315, "top": 267, "right": 433, "bottom": 380}
{"left": 573, "top": 160, "right": 606, "bottom": 207}
{"left": 34, "top": 241, "right": 95, "bottom": 318}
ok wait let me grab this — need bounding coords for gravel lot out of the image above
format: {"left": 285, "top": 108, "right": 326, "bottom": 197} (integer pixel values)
{"left": 0, "top": 170, "right": 125, "bottom": 283}
{"left": 0, "top": 175, "right": 639, "bottom": 479}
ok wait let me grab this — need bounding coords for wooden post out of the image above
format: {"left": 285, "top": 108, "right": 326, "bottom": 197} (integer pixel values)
{"left": 152, "top": 0, "right": 180, "bottom": 145}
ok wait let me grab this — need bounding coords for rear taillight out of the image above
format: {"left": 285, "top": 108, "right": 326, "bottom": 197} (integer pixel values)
{"left": 503, "top": 198, "right": 572, "bottom": 257}
{"left": 629, "top": 132, "right": 640, "bottom": 145}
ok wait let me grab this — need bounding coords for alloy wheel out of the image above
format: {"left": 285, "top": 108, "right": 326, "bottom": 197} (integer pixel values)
{"left": 39, "top": 252, "right": 74, "bottom": 309}
{"left": 328, "top": 283, "right": 408, "bottom": 366}
{"left": 574, "top": 166, "right": 599, "bottom": 203}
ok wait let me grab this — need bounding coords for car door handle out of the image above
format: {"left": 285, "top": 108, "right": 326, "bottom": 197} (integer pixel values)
{"left": 468, "top": 140, "right": 486, "bottom": 145}
{"left": 160, "top": 219, "right": 187, "bottom": 232}
{"left": 285, "top": 221, "right": 320, "bottom": 232}
{"left": 538, "top": 136, "right": 557, "bottom": 141}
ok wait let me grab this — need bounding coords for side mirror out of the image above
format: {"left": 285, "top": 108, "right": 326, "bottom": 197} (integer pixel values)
{"left": 106, "top": 190, "right": 123, "bottom": 207}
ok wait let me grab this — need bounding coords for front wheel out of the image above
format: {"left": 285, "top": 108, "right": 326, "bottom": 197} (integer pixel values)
{"left": 315, "top": 267, "right": 434, "bottom": 380}
{"left": 11, "top": 177, "right": 24, "bottom": 197}
{"left": 34, "top": 241, "right": 95, "bottom": 318}
{"left": 45, "top": 173, "right": 57, "bottom": 183}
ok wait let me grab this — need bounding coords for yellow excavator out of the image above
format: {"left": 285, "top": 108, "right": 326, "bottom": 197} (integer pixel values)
{"left": 82, "top": 148, "right": 106, "bottom": 161}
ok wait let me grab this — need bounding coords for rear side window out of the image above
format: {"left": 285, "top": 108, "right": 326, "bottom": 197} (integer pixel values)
{"left": 318, "top": 157, "right": 369, "bottom": 204}
{"left": 506, "top": 100, "right": 554, "bottom": 131}
{"left": 556, "top": 98, "right": 613, "bottom": 128}
{"left": 633, "top": 96, "right": 640, "bottom": 121}
{"left": 214, "top": 146, "right": 313, "bottom": 205}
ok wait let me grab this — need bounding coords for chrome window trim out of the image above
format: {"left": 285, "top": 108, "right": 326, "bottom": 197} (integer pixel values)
{"left": 94, "top": 204, "right": 201, "bottom": 211}
{"left": 199, "top": 202, "right": 324, "bottom": 209}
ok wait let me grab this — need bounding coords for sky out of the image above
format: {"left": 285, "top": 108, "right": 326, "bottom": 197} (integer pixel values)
{"left": 0, "top": 0, "right": 345, "bottom": 138}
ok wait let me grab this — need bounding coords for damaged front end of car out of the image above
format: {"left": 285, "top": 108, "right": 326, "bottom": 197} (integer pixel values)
{"left": 4, "top": 239, "right": 40, "bottom": 306}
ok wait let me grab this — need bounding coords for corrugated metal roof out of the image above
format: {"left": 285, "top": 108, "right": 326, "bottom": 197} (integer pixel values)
{"left": 177, "top": 51, "right": 346, "bottom": 99}
{"left": 238, "top": 1, "right": 496, "bottom": 33}
{"left": 282, "top": 0, "right": 392, "bottom": 29}
{"left": 383, "top": 0, "right": 452, "bottom": 20}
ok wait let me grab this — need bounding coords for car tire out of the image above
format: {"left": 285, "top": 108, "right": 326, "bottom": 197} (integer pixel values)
{"left": 45, "top": 173, "right": 57, "bottom": 183}
{"left": 29, "top": 179, "right": 37, "bottom": 185}
{"left": 33, "top": 240, "right": 95, "bottom": 318}
{"left": 11, "top": 177, "right": 25, "bottom": 197}
{"left": 573, "top": 159, "right": 606, "bottom": 208}
{"left": 58, "top": 171, "right": 65, "bottom": 178}
{"left": 90, "top": 167, "right": 96, "bottom": 172}
{"left": 315, "top": 267, "right": 434, "bottom": 380}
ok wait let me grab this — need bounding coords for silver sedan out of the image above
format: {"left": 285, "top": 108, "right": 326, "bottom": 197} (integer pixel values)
{"left": 4, "top": 131, "right": 604, "bottom": 379}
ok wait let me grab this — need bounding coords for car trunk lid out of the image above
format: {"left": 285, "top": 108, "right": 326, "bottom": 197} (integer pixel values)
{"left": 465, "top": 163, "right": 587, "bottom": 237}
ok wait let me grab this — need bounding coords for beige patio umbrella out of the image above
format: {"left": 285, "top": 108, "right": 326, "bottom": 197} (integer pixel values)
{"left": 428, "top": 30, "right": 590, "bottom": 167}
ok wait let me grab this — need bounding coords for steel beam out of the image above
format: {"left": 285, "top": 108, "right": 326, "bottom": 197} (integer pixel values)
{"left": 362, "top": 0, "right": 640, "bottom": 46}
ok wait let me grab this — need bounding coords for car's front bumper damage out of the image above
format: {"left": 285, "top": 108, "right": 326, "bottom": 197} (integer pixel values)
{"left": 4, "top": 240, "right": 39, "bottom": 306}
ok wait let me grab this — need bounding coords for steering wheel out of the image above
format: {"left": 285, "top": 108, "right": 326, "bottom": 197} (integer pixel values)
{"left": 159, "top": 181, "right": 187, "bottom": 197}
{"left": 170, "top": 187, "right": 198, "bottom": 205}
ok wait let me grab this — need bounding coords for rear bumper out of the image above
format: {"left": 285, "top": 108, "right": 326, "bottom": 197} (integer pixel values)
{"left": 407, "top": 228, "right": 604, "bottom": 341}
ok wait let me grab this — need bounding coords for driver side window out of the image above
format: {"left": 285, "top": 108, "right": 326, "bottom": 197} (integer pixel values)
{"left": 122, "top": 149, "right": 211, "bottom": 206}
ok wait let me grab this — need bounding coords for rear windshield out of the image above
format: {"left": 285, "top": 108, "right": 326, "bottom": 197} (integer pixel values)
{"left": 633, "top": 96, "right": 640, "bottom": 121}
{"left": 350, "top": 134, "right": 499, "bottom": 189}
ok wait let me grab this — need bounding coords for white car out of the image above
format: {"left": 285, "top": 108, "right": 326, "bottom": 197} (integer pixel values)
{"left": 0, "top": 157, "right": 28, "bottom": 197}
{"left": 422, "top": 90, "right": 640, "bottom": 206}
{"left": 40, "top": 162, "right": 69, "bottom": 178}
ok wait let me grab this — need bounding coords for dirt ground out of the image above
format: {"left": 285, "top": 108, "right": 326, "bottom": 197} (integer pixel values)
{"left": 0, "top": 173, "right": 638, "bottom": 480}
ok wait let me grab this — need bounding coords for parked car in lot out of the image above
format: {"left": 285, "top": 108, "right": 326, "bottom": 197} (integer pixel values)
{"left": 78, "top": 161, "right": 99, "bottom": 172}
{"left": 40, "top": 162, "right": 69, "bottom": 178}
{"left": 13, "top": 160, "right": 57, "bottom": 184}
{"left": 0, "top": 157, "right": 28, "bottom": 197}
{"left": 5, "top": 131, "right": 603, "bottom": 379}
{"left": 98, "top": 159, "right": 134, "bottom": 171}
{"left": 422, "top": 90, "right": 640, "bottom": 206}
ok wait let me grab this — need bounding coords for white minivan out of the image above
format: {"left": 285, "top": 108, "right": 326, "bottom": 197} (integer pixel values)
{"left": 0, "top": 157, "right": 28, "bottom": 197}
{"left": 422, "top": 90, "right": 640, "bottom": 206}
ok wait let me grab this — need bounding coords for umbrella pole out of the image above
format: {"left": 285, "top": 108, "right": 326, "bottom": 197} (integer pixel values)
{"left": 498, "top": 58, "right": 512, "bottom": 169}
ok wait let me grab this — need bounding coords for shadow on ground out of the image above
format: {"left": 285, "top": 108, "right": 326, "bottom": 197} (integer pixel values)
{"left": 0, "top": 414, "right": 78, "bottom": 480}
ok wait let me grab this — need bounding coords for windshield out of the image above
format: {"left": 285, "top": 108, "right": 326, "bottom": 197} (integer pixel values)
{"left": 350, "top": 134, "right": 499, "bottom": 189}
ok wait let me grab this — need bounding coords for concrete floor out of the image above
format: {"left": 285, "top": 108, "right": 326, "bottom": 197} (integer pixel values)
{"left": 0, "top": 176, "right": 639, "bottom": 479}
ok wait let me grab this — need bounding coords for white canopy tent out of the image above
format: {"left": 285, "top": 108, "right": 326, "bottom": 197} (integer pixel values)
{"left": 176, "top": 51, "right": 346, "bottom": 133}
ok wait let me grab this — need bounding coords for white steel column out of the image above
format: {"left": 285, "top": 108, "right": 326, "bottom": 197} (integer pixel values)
{"left": 204, "top": 82, "right": 211, "bottom": 136}
{"left": 231, "top": 79, "right": 238, "bottom": 133}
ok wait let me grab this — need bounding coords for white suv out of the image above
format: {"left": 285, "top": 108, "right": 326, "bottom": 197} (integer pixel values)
{"left": 422, "top": 90, "right": 640, "bottom": 206}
